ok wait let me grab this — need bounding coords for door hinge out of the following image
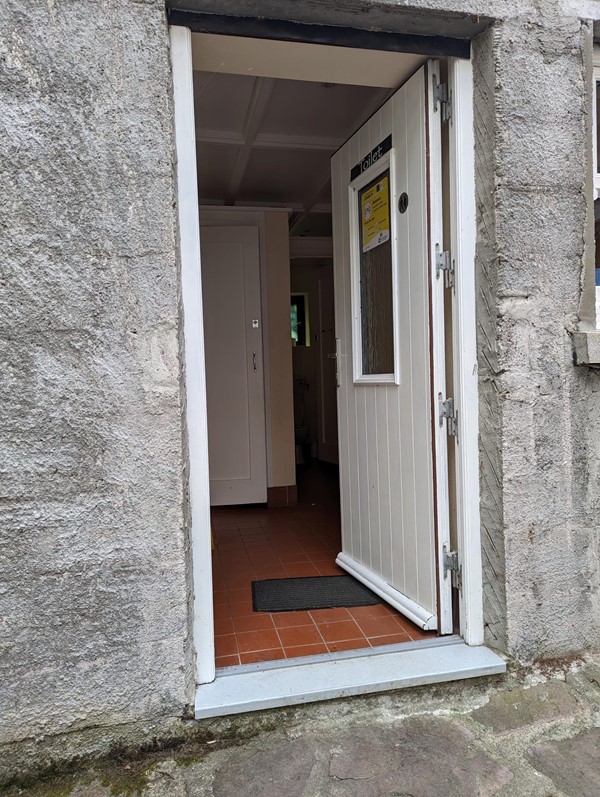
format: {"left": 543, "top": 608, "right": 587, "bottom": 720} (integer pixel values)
{"left": 443, "top": 546, "right": 462, "bottom": 592}
{"left": 432, "top": 77, "right": 451, "bottom": 124}
{"left": 435, "top": 246, "right": 455, "bottom": 289}
{"left": 439, "top": 396, "right": 458, "bottom": 437}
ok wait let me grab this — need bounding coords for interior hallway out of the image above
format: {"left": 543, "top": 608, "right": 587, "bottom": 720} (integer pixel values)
{"left": 212, "top": 462, "right": 434, "bottom": 668}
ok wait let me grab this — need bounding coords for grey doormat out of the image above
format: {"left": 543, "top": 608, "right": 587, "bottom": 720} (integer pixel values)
{"left": 251, "top": 575, "right": 384, "bottom": 613}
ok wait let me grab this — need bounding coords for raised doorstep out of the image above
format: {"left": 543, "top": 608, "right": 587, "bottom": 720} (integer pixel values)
{"left": 195, "top": 637, "right": 506, "bottom": 719}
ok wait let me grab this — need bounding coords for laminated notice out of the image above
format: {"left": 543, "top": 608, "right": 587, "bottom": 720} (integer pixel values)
{"left": 360, "top": 175, "right": 390, "bottom": 253}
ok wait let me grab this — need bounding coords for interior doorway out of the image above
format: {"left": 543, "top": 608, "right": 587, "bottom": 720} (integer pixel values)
{"left": 291, "top": 258, "right": 338, "bottom": 467}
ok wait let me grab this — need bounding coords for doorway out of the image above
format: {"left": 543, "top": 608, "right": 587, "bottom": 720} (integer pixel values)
{"left": 291, "top": 256, "right": 338, "bottom": 466}
{"left": 195, "top": 42, "right": 446, "bottom": 666}
{"left": 170, "top": 21, "right": 503, "bottom": 715}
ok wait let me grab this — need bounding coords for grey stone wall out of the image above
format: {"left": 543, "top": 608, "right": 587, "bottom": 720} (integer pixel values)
{"left": 473, "top": 7, "right": 600, "bottom": 661}
{"left": 0, "top": 0, "right": 193, "bottom": 773}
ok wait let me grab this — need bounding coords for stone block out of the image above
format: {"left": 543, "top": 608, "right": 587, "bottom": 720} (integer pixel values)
{"left": 471, "top": 682, "right": 580, "bottom": 732}
{"left": 526, "top": 728, "right": 600, "bottom": 797}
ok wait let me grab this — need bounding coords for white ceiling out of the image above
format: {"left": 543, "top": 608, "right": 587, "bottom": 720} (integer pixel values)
{"left": 192, "top": 34, "right": 426, "bottom": 231}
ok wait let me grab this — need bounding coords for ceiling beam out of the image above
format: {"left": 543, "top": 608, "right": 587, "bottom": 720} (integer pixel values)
{"left": 196, "top": 129, "right": 244, "bottom": 146}
{"left": 224, "top": 76, "right": 276, "bottom": 205}
{"left": 196, "top": 128, "right": 343, "bottom": 152}
{"left": 254, "top": 132, "right": 343, "bottom": 152}
{"left": 198, "top": 197, "right": 332, "bottom": 213}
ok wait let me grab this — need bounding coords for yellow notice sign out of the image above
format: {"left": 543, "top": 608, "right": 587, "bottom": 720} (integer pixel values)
{"left": 360, "top": 175, "right": 390, "bottom": 253}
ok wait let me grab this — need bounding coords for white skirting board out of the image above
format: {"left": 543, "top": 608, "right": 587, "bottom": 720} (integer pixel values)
{"left": 194, "top": 637, "right": 506, "bottom": 719}
{"left": 335, "top": 552, "right": 437, "bottom": 630}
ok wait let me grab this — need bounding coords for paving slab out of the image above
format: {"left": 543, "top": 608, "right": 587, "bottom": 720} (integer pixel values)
{"left": 211, "top": 738, "right": 317, "bottom": 797}
{"left": 470, "top": 681, "right": 580, "bottom": 732}
{"left": 325, "top": 719, "right": 512, "bottom": 797}
{"left": 177, "top": 718, "right": 512, "bottom": 797}
{"left": 526, "top": 728, "right": 600, "bottom": 797}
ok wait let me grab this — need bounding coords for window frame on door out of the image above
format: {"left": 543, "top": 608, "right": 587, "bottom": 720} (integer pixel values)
{"left": 348, "top": 149, "right": 401, "bottom": 385}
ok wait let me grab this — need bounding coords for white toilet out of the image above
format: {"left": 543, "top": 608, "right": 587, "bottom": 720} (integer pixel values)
{"left": 293, "top": 378, "right": 310, "bottom": 465}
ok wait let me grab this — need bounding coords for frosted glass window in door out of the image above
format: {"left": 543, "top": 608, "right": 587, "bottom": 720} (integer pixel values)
{"left": 357, "top": 169, "right": 394, "bottom": 375}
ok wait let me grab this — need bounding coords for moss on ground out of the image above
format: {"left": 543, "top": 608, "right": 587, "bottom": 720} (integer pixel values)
{"left": 0, "top": 722, "right": 268, "bottom": 796}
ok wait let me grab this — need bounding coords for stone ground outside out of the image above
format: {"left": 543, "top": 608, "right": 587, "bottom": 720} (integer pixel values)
{"left": 5, "top": 656, "right": 600, "bottom": 797}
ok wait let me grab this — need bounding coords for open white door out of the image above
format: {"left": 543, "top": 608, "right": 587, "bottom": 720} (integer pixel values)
{"left": 201, "top": 225, "right": 268, "bottom": 506}
{"left": 332, "top": 62, "right": 452, "bottom": 633}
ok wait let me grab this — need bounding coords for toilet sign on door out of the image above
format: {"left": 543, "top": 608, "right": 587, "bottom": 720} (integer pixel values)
{"left": 350, "top": 135, "right": 392, "bottom": 181}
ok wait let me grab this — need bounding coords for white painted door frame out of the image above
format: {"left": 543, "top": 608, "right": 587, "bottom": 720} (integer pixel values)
{"left": 448, "top": 58, "right": 484, "bottom": 646}
{"left": 170, "top": 25, "right": 215, "bottom": 684}
{"left": 170, "top": 25, "right": 484, "bottom": 689}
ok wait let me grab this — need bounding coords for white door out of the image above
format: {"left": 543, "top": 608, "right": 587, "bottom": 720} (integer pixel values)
{"left": 332, "top": 62, "right": 452, "bottom": 632}
{"left": 201, "top": 225, "right": 268, "bottom": 505}
{"left": 317, "top": 264, "right": 339, "bottom": 464}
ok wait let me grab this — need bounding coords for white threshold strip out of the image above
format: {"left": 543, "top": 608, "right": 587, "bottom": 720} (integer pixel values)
{"left": 195, "top": 636, "right": 506, "bottom": 719}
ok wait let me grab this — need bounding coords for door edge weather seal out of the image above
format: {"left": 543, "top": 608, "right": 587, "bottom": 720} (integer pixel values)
{"left": 336, "top": 552, "right": 437, "bottom": 631}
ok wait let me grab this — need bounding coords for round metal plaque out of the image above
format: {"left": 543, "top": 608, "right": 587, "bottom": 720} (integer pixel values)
{"left": 398, "top": 192, "right": 409, "bottom": 214}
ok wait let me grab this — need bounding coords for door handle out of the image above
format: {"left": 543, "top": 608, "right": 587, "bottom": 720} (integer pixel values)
{"left": 253, "top": 351, "right": 257, "bottom": 372}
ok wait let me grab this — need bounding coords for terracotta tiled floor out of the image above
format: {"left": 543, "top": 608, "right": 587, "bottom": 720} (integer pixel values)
{"left": 212, "top": 463, "right": 435, "bottom": 668}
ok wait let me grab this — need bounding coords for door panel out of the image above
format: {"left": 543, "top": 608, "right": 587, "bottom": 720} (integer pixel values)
{"left": 201, "top": 225, "right": 267, "bottom": 505}
{"left": 332, "top": 63, "right": 450, "bottom": 631}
